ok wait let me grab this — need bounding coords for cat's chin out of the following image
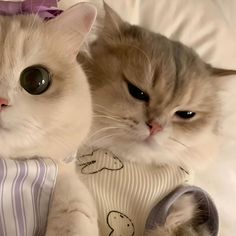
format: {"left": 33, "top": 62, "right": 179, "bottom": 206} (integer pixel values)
{"left": 92, "top": 137, "right": 180, "bottom": 166}
{"left": 91, "top": 132, "right": 220, "bottom": 170}
{"left": 143, "top": 135, "right": 156, "bottom": 145}
{"left": 0, "top": 116, "right": 91, "bottom": 161}
{"left": 0, "top": 138, "right": 80, "bottom": 161}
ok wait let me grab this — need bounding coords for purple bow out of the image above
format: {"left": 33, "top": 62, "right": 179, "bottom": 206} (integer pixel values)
{"left": 0, "top": 0, "right": 63, "bottom": 20}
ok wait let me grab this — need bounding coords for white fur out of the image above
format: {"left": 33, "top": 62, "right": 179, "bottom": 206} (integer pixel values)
{"left": 89, "top": 110, "right": 219, "bottom": 169}
{"left": 0, "top": 4, "right": 99, "bottom": 236}
{"left": 194, "top": 76, "right": 236, "bottom": 236}
{"left": 46, "top": 163, "right": 98, "bottom": 236}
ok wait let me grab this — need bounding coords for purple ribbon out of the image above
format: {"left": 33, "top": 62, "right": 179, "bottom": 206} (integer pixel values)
{"left": 0, "top": 0, "right": 63, "bottom": 20}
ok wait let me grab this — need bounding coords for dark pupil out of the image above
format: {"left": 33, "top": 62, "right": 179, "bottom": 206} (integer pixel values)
{"left": 176, "top": 111, "right": 196, "bottom": 119}
{"left": 127, "top": 82, "right": 149, "bottom": 102}
{"left": 20, "top": 66, "right": 51, "bottom": 95}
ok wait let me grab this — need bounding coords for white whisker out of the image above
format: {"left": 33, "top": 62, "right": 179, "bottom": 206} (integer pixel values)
{"left": 28, "top": 0, "right": 46, "bottom": 33}
{"left": 90, "top": 132, "right": 122, "bottom": 146}
{"left": 93, "top": 114, "right": 124, "bottom": 122}
{"left": 169, "top": 137, "right": 189, "bottom": 148}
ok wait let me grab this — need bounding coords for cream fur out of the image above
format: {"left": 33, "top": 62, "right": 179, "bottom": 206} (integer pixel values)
{"left": 0, "top": 4, "right": 99, "bottom": 236}
{"left": 78, "top": 4, "right": 236, "bottom": 235}
{"left": 79, "top": 3, "right": 231, "bottom": 171}
{"left": 46, "top": 163, "right": 98, "bottom": 236}
{"left": 61, "top": 1, "right": 236, "bottom": 235}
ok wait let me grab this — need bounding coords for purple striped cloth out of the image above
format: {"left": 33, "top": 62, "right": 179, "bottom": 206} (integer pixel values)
{"left": 0, "top": 158, "right": 57, "bottom": 236}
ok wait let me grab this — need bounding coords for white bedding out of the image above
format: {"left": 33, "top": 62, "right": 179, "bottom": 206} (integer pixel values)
{"left": 64, "top": 0, "right": 236, "bottom": 234}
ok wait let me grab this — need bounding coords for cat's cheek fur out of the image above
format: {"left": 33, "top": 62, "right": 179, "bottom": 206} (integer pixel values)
{"left": 170, "top": 123, "right": 220, "bottom": 167}
{"left": 0, "top": 66, "right": 92, "bottom": 161}
{"left": 91, "top": 121, "right": 219, "bottom": 168}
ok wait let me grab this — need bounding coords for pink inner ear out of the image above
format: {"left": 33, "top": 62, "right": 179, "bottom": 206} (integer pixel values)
{"left": 46, "top": 3, "right": 97, "bottom": 37}
{"left": 82, "top": 6, "right": 97, "bottom": 34}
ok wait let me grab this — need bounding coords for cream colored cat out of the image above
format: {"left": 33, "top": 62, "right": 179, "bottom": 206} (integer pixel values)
{"left": 0, "top": 3, "right": 98, "bottom": 236}
{"left": 78, "top": 3, "right": 236, "bottom": 236}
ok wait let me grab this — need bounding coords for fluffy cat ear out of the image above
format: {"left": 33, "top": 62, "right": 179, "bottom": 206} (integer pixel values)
{"left": 206, "top": 65, "right": 236, "bottom": 90}
{"left": 46, "top": 3, "right": 97, "bottom": 52}
{"left": 206, "top": 64, "right": 236, "bottom": 77}
{"left": 102, "top": 2, "right": 125, "bottom": 35}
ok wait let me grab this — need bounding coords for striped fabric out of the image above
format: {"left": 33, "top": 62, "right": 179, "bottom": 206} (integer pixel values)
{"left": 0, "top": 158, "right": 57, "bottom": 236}
{"left": 77, "top": 147, "right": 192, "bottom": 236}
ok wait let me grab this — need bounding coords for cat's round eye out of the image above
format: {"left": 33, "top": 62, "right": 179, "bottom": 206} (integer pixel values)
{"left": 127, "top": 81, "right": 149, "bottom": 102}
{"left": 20, "top": 66, "right": 51, "bottom": 95}
{"left": 175, "top": 111, "right": 196, "bottom": 119}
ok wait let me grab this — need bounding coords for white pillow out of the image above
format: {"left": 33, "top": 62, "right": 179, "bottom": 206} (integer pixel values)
{"left": 60, "top": 0, "right": 236, "bottom": 67}
{"left": 60, "top": 0, "right": 236, "bottom": 234}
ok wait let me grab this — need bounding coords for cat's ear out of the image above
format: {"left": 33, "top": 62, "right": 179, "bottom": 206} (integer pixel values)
{"left": 206, "top": 65, "right": 236, "bottom": 90}
{"left": 206, "top": 64, "right": 236, "bottom": 77}
{"left": 102, "top": 2, "right": 125, "bottom": 35}
{"left": 46, "top": 3, "right": 97, "bottom": 51}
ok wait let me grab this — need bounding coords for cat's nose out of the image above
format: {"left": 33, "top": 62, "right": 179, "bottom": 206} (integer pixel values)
{"left": 0, "top": 97, "right": 8, "bottom": 111}
{"left": 146, "top": 121, "right": 163, "bottom": 135}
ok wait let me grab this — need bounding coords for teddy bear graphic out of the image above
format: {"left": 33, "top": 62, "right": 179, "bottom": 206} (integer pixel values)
{"left": 77, "top": 149, "right": 124, "bottom": 174}
{"left": 107, "top": 211, "right": 134, "bottom": 236}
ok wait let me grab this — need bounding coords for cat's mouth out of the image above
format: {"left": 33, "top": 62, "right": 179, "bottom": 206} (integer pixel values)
{"left": 143, "top": 135, "right": 157, "bottom": 146}
{"left": 0, "top": 104, "right": 10, "bottom": 113}
{"left": 0, "top": 120, "right": 9, "bottom": 131}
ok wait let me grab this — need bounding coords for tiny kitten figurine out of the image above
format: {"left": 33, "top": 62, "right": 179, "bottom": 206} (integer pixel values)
{"left": 78, "top": 3, "right": 236, "bottom": 236}
{"left": 0, "top": 2, "right": 98, "bottom": 236}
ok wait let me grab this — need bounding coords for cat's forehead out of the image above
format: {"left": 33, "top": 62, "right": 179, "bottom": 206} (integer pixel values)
{"left": 104, "top": 26, "right": 214, "bottom": 109}
{"left": 0, "top": 15, "right": 61, "bottom": 89}
{"left": 0, "top": 16, "right": 48, "bottom": 70}
{"left": 117, "top": 33, "right": 208, "bottom": 89}
{"left": 109, "top": 26, "right": 207, "bottom": 83}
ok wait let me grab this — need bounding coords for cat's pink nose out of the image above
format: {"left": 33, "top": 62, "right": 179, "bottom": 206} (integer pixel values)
{"left": 146, "top": 121, "right": 163, "bottom": 135}
{"left": 0, "top": 97, "right": 8, "bottom": 111}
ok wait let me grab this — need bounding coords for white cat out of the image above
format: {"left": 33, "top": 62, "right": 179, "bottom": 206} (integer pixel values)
{"left": 0, "top": 3, "right": 98, "bottom": 236}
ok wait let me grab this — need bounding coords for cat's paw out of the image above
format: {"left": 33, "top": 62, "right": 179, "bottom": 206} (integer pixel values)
{"left": 45, "top": 209, "right": 98, "bottom": 236}
{"left": 46, "top": 163, "right": 99, "bottom": 236}
{"left": 144, "top": 187, "right": 217, "bottom": 236}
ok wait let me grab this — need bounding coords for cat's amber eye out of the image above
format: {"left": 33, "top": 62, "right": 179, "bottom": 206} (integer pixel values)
{"left": 20, "top": 66, "right": 51, "bottom": 95}
{"left": 175, "top": 111, "right": 196, "bottom": 120}
{"left": 126, "top": 81, "right": 149, "bottom": 102}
